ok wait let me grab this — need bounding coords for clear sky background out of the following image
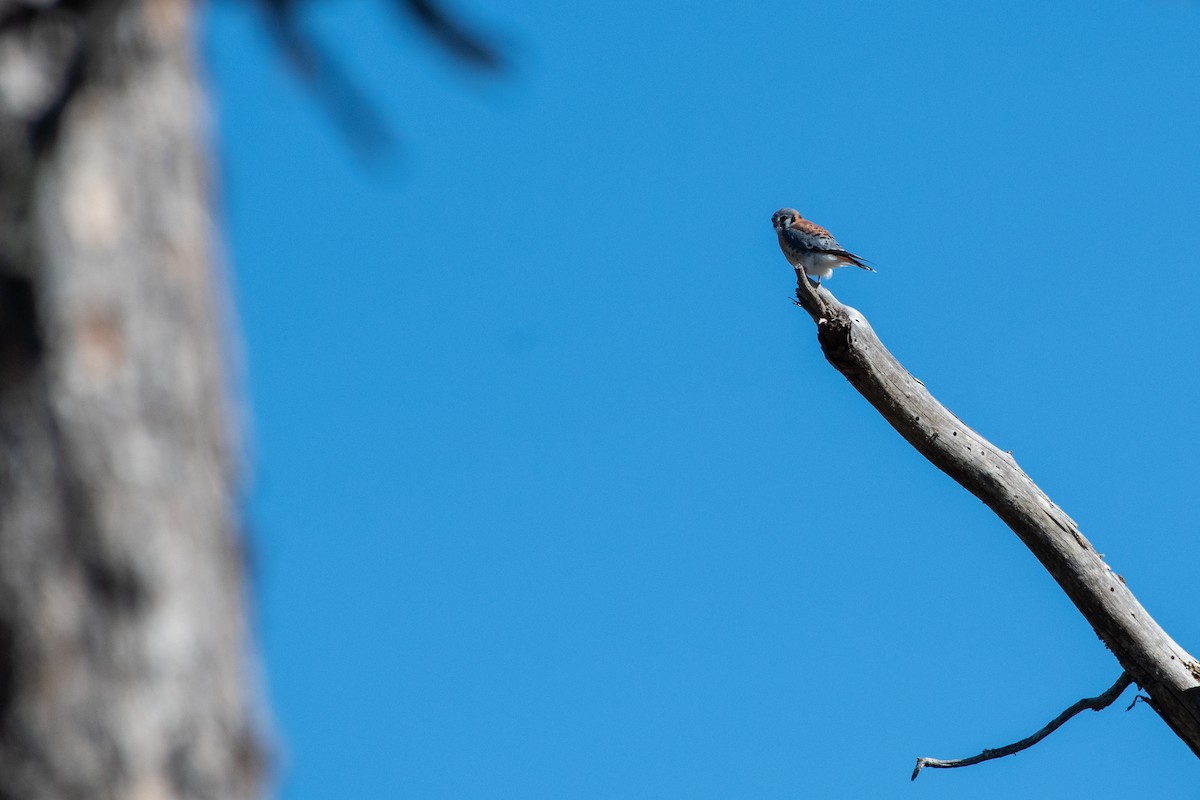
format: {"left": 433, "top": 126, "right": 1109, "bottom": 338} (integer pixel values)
{"left": 202, "top": 0, "right": 1200, "bottom": 796}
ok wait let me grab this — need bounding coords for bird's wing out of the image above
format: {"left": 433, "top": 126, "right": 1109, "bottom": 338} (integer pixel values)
{"left": 786, "top": 219, "right": 844, "bottom": 252}
{"left": 785, "top": 221, "right": 874, "bottom": 270}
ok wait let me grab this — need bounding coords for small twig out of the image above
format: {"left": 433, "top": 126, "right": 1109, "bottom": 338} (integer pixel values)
{"left": 911, "top": 672, "right": 1133, "bottom": 781}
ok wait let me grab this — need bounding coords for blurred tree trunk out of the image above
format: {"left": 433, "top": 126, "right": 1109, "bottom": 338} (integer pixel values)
{"left": 0, "top": 1, "right": 263, "bottom": 798}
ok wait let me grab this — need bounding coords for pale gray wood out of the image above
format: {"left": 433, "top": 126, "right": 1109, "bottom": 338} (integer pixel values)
{"left": 0, "top": 2, "right": 263, "bottom": 798}
{"left": 791, "top": 273, "right": 1200, "bottom": 759}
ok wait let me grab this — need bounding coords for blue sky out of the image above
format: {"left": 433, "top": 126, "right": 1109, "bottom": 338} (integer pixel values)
{"left": 202, "top": 0, "right": 1200, "bottom": 796}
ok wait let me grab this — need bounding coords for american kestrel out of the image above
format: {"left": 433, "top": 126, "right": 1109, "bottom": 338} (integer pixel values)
{"left": 772, "top": 208, "right": 874, "bottom": 284}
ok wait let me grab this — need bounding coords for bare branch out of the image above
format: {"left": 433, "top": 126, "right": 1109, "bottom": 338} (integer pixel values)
{"left": 262, "top": 2, "right": 396, "bottom": 157}
{"left": 786, "top": 265, "right": 1200, "bottom": 760}
{"left": 911, "top": 673, "right": 1133, "bottom": 780}
{"left": 397, "top": 0, "right": 505, "bottom": 70}
{"left": 254, "top": 0, "right": 507, "bottom": 156}
{"left": 1128, "top": 694, "right": 1152, "bottom": 712}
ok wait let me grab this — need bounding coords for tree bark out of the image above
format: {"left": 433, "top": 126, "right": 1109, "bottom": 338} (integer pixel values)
{"left": 0, "top": 2, "right": 262, "bottom": 798}
{"left": 789, "top": 272, "right": 1200, "bottom": 759}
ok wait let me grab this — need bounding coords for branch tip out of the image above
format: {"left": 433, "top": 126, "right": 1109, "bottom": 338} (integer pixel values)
{"left": 911, "top": 673, "right": 1132, "bottom": 780}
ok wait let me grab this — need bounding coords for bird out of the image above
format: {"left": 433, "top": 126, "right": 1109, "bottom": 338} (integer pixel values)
{"left": 772, "top": 208, "right": 874, "bottom": 284}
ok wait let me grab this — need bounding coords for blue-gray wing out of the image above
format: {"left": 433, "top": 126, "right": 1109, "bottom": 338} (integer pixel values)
{"left": 784, "top": 227, "right": 873, "bottom": 270}
{"left": 784, "top": 227, "right": 844, "bottom": 253}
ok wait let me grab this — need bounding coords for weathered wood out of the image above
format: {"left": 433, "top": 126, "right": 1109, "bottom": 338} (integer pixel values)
{"left": 791, "top": 273, "right": 1200, "bottom": 759}
{"left": 912, "top": 672, "right": 1132, "bottom": 778}
{"left": 0, "top": 1, "right": 262, "bottom": 798}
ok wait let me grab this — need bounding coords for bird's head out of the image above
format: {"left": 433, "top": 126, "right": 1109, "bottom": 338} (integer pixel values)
{"left": 772, "top": 208, "right": 801, "bottom": 232}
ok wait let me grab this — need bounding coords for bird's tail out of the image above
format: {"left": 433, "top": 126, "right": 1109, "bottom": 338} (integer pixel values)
{"left": 840, "top": 251, "right": 875, "bottom": 272}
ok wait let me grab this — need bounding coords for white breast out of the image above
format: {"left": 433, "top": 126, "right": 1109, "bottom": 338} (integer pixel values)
{"left": 797, "top": 251, "right": 853, "bottom": 280}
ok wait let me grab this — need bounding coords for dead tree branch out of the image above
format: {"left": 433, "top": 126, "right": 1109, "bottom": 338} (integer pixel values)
{"left": 788, "top": 271, "right": 1200, "bottom": 764}
{"left": 911, "top": 672, "right": 1133, "bottom": 779}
